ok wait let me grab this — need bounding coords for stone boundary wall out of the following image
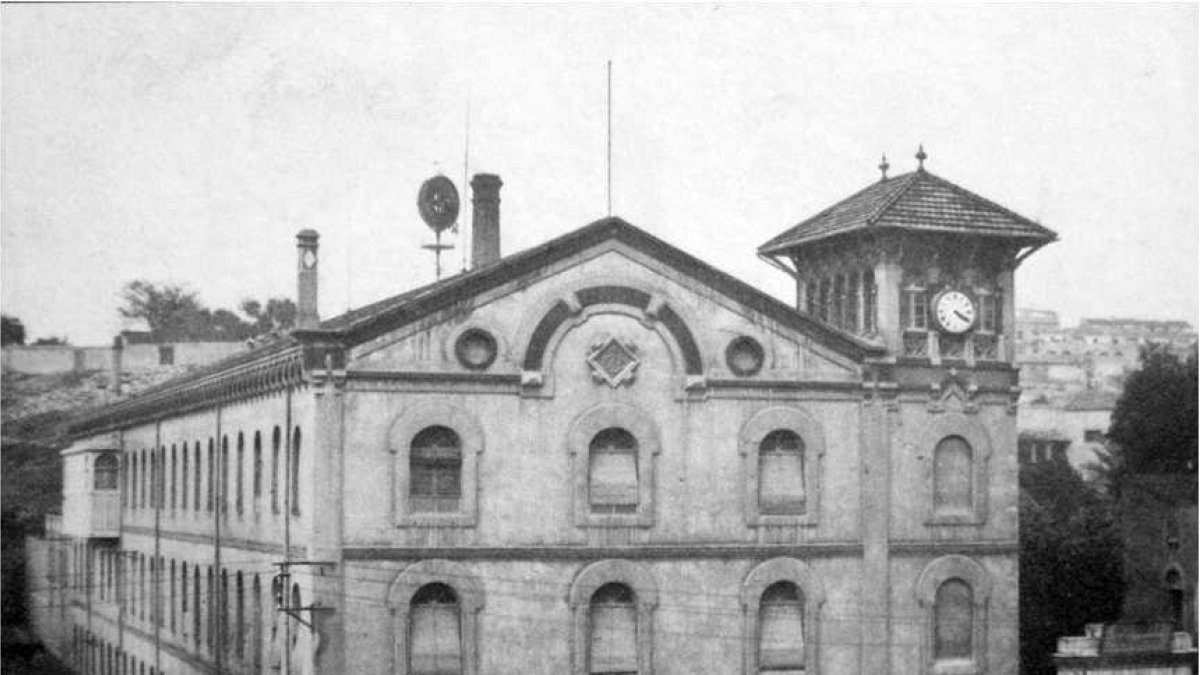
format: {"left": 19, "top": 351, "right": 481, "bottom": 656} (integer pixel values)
{"left": 2, "top": 342, "right": 245, "bottom": 375}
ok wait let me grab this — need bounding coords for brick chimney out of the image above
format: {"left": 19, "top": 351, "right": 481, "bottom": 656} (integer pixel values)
{"left": 296, "top": 229, "right": 320, "bottom": 330}
{"left": 470, "top": 174, "right": 503, "bottom": 268}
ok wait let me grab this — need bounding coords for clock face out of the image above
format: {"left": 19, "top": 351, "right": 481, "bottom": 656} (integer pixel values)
{"left": 934, "top": 291, "right": 976, "bottom": 334}
{"left": 302, "top": 249, "right": 317, "bottom": 269}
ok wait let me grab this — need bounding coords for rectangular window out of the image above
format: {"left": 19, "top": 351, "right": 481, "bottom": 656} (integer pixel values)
{"left": 903, "top": 290, "right": 929, "bottom": 330}
{"left": 1084, "top": 429, "right": 1105, "bottom": 443}
{"left": 863, "top": 269, "right": 877, "bottom": 334}
{"left": 847, "top": 271, "right": 861, "bottom": 333}
{"left": 817, "top": 279, "right": 829, "bottom": 323}
{"left": 158, "top": 345, "right": 175, "bottom": 366}
{"left": 832, "top": 275, "right": 845, "bottom": 330}
{"left": 979, "top": 294, "right": 998, "bottom": 333}
{"left": 590, "top": 600, "right": 637, "bottom": 674}
{"left": 589, "top": 448, "right": 638, "bottom": 514}
{"left": 805, "top": 279, "right": 817, "bottom": 317}
{"left": 410, "top": 602, "right": 462, "bottom": 675}
{"left": 207, "top": 442, "right": 214, "bottom": 512}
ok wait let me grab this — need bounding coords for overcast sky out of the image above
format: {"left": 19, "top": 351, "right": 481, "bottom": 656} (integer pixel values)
{"left": 3, "top": 4, "right": 1196, "bottom": 345}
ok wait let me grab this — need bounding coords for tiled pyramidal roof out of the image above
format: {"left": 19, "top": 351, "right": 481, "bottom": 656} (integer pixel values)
{"left": 758, "top": 169, "right": 1058, "bottom": 255}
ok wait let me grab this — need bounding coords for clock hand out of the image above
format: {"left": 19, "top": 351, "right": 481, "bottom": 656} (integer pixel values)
{"left": 954, "top": 310, "right": 970, "bottom": 322}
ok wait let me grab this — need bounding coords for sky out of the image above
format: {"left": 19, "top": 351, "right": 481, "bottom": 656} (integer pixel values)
{"left": 2, "top": 4, "right": 1196, "bottom": 345}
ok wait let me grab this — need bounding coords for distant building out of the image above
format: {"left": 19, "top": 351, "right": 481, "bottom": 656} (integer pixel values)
{"left": 1018, "top": 389, "right": 1118, "bottom": 475}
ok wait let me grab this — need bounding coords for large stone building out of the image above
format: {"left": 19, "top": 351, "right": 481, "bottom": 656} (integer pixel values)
{"left": 26, "top": 157, "right": 1056, "bottom": 674}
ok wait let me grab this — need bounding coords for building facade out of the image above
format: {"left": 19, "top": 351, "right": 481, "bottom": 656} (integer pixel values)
{"left": 27, "top": 160, "right": 1055, "bottom": 674}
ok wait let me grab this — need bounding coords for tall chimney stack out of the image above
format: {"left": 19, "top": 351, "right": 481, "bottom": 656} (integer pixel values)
{"left": 296, "top": 229, "right": 320, "bottom": 330}
{"left": 471, "top": 174, "right": 503, "bottom": 268}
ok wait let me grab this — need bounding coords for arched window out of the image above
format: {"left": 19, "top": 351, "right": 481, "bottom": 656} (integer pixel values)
{"left": 253, "top": 574, "right": 263, "bottom": 672}
{"left": 193, "top": 567, "right": 202, "bottom": 647}
{"left": 589, "top": 429, "right": 639, "bottom": 514}
{"left": 758, "top": 581, "right": 804, "bottom": 672}
{"left": 271, "top": 427, "right": 281, "bottom": 514}
{"left": 236, "top": 571, "right": 245, "bottom": 659}
{"left": 236, "top": 433, "right": 244, "bottom": 517}
{"left": 758, "top": 431, "right": 805, "bottom": 515}
{"left": 170, "top": 445, "right": 177, "bottom": 509}
{"left": 290, "top": 584, "right": 301, "bottom": 648}
{"left": 253, "top": 431, "right": 263, "bottom": 509}
{"left": 169, "top": 559, "right": 176, "bottom": 633}
{"left": 142, "top": 449, "right": 149, "bottom": 508}
{"left": 934, "top": 579, "right": 973, "bottom": 662}
{"left": 290, "top": 427, "right": 301, "bottom": 516}
{"left": 193, "top": 442, "right": 201, "bottom": 512}
{"left": 409, "top": 583, "right": 462, "bottom": 675}
{"left": 933, "top": 437, "right": 973, "bottom": 516}
{"left": 222, "top": 569, "right": 231, "bottom": 653}
{"left": 1166, "top": 569, "right": 1185, "bottom": 631}
{"left": 94, "top": 453, "right": 119, "bottom": 491}
{"left": 410, "top": 427, "right": 463, "bottom": 513}
{"left": 589, "top": 583, "right": 638, "bottom": 675}
{"left": 206, "top": 566, "right": 214, "bottom": 650}
{"left": 180, "top": 445, "right": 188, "bottom": 512}
{"left": 221, "top": 436, "right": 229, "bottom": 514}
{"left": 207, "top": 439, "right": 215, "bottom": 512}
{"left": 181, "top": 563, "right": 189, "bottom": 627}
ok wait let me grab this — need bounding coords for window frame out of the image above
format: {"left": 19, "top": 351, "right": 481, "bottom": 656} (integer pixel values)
{"left": 387, "top": 559, "right": 485, "bottom": 675}
{"left": 568, "top": 559, "right": 658, "bottom": 675}
{"left": 388, "top": 403, "right": 485, "bottom": 528}
{"left": 740, "top": 557, "right": 826, "bottom": 675}
{"left": 915, "top": 555, "right": 992, "bottom": 675}
{"left": 94, "top": 452, "right": 120, "bottom": 491}
{"left": 739, "top": 407, "right": 826, "bottom": 528}
{"left": 919, "top": 414, "right": 993, "bottom": 527}
{"left": 568, "top": 403, "right": 661, "bottom": 529}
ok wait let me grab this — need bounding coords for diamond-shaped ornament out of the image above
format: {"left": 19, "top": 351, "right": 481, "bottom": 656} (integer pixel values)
{"left": 587, "top": 337, "right": 640, "bottom": 388}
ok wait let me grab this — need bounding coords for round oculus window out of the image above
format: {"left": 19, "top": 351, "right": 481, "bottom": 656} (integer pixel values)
{"left": 455, "top": 329, "right": 498, "bottom": 371}
{"left": 725, "top": 336, "right": 764, "bottom": 377}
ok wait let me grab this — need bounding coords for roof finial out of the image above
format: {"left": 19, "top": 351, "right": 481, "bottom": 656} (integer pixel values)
{"left": 878, "top": 153, "right": 890, "bottom": 181}
{"left": 916, "top": 143, "right": 927, "bottom": 171}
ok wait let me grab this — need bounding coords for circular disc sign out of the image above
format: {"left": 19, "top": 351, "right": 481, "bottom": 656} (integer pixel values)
{"left": 417, "top": 175, "right": 460, "bottom": 233}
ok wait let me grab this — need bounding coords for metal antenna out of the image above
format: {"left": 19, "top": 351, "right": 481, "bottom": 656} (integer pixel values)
{"left": 461, "top": 95, "right": 471, "bottom": 272}
{"left": 607, "top": 60, "right": 612, "bottom": 217}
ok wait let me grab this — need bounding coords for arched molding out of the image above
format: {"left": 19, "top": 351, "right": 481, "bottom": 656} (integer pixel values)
{"left": 914, "top": 555, "right": 991, "bottom": 675}
{"left": 917, "top": 413, "right": 993, "bottom": 526}
{"left": 740, "top": 557, "right": 826, "bottom": 675}
{"left": 387, "top": 559, "right": 485, "bottom": 675}
{"left": 386, "top": 401, "right": 485, "bottom": 527}
{"left": 568, "top": 559, "right": 658, "bottom": 675}
{"left": 518, "top": 284, "right": 704, "bottom": 391}
{"left": 739, "top": 406, "right": 827, "bottom": 527}
{"left": 567, "top": 403, "right": 661, "bottom": 528}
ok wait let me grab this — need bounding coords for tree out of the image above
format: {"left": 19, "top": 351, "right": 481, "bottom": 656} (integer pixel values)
{"left": 240, "top": 297, "right": 297, "bottom": 334}
{"left": 1107, "top": 344, "right": 1197, "bottom": 475}
{"left": 1020, "top": 458, "right": 1125, "bottom": 675}
{"left": 118, "top": 280, "right": 297, "bottom": 342}
{"left": 1, "top": 315, "right": 25, "bottom": 346}
{"left": 119, "top": 281, "right": 209, "bottom": 342}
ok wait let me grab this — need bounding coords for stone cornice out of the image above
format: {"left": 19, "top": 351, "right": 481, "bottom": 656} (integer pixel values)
{"left": 344, "top": 542, "right": 864, "bottom": 561}
{"left": 69, "top": 347, "right": 306, "bottom": 436}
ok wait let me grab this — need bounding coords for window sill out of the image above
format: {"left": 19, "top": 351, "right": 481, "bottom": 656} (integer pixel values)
{"left": 925, "top": 514, "right": 983, "bottom": 527}
{"left": 395, "top": 513, "right": 477, "bottom": 528}
{"left": 933, "top": 657, "right": 979, "bottom": 675}
{"left": 577, "top": 512, "right": 653, "bottom": 528}
{"left": 747, "top": 513, "right": 818, "bottom": 528}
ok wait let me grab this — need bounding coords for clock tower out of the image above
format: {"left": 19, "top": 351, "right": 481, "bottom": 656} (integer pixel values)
{"left": 759, "top": 148, "right": 1057, "bottom": 366}
{"left": 759, "top": 147, "right": 1057, "bottom": 673}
